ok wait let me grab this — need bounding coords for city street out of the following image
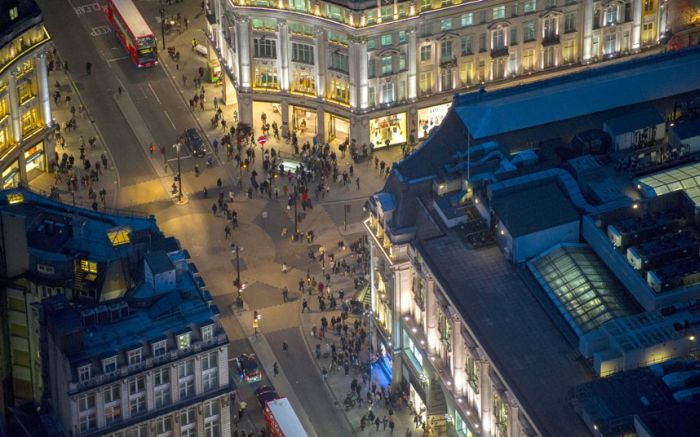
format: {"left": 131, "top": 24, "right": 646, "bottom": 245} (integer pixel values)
{"left": 38, "top": 0, "right": 405, "bottom": 435}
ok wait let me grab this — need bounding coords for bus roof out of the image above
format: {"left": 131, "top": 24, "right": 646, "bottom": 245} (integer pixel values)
{"left": 267, "top": 398, "right": 308, "bottom": 437}
{"left": 111, "top": 0, "right": 153, "bottom": 39}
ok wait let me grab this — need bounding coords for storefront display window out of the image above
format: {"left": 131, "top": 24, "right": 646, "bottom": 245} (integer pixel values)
{"left": 24, "top": 141, "right": 45, "bottom": 174}
{"left": 290, "top": 106, "right": 317, "bottom": 136}
{"left": 21, "top": 107, "right": 41, "bottom": 137}
{"left": 292, "top": 70, "right": 316, "bottom": 96}
{"left": 403, "top": 329, "right": 423, "bottom": 370}
{"left": 0, "top": 124, "right": 14, "bottom": 158}
{"left": 2, "top": 160, "right": 20, "bottom": 189}
{"left": 328, "top": 80, "right": 349, "bottom": 104}
{"left": 454, "top": 414, "right": 475, "bottom": 437}
{"left": 494, "top": 394, "right": 509, "bottom": 437}
{"left": 417, "top": 103, "right": 451, "bottom": 139}
{"left": 370, "top": 113, "right": 406, "bottom": 148}
{"left": 254, "top": 66, "right": 279, "bottom": 90}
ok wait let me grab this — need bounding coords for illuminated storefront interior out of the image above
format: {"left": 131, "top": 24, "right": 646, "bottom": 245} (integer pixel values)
{"left": 417, "top": 103, "right": 451, "bottom": 139}
{"left": 370, "top": 113, "right": 406, "bottom": 148}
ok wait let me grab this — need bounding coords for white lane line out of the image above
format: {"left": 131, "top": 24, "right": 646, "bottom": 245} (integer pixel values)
{"left": 166, "top": 155, "right": 195, "bottom": 162}
{"left": 105, "top": 56, "right": 128, "bottom": 63}
{"left": 148, "top": 83, "right": 161, "bottom": 105}
{"left": 163, "top": 110, "right": 176, "bottom": 129}
{"left": 116, "top": 77, "right": 126, "bottom": 93}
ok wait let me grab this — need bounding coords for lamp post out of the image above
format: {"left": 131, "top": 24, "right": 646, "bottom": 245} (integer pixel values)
{"left": 232, "top": 243, "right": 244, "bottom": 307}
{"left": 172, "top": 142, "right": 183, "bottom": 202}
{"left": 160, "top": 1, "right": 166, "bottom": 50}
{"left": 293, "top": 183, "right": 299, "bottom": 240}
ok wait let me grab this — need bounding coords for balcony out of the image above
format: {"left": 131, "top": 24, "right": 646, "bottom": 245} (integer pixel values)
{"left": 542, "top": 34, "right": 561, "bottom": 46}
{"left": 440, "top": 57, "right": 458, "bottom": 68}
{"left": 490, "top": 46, "right": 509, "bottom": 58}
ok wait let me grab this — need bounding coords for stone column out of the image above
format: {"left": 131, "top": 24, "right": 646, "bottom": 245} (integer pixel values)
{"left": 349, "top": 39, "right": 359, "bottom": 109}
{"left": 407, "top": 28, "right": 417, "bottom": 99}
{"left": 316, "top": 105, "right": 325, "bottom": 143}
{"left": 451, "top": 319, "right": 465, "bottom": 396}
{"left": 425, "top": 278, "right": 437, "bottom": 354}
{"left": 658, "top": 1, "right": 667, "bottom": 42}
{"left": 238, "top": 94, "right": 253, "bottom": 126}
{"left": 214, "top": 0, "right": 224, "bottom": 52}
{"left": 121, "top": 379, "right": 131, "bottom": 419}
{"left": 632, "top": 0, "right": 642, "bottom": 50}
{"left": 7, "top": 73, "right": 21, "bottom": 143}
{"left": 358, "top": 40, "right": 369, "bottom": 109}
{"left": 278, "top": 20, "right": 290, "bottom": 91}
{"left": 38, "top": 53, "right": 52, "bottom": 127}
{"left": 480, "top": 361, "right": 493, "bottom": 435}
{"left": 218, "top": 346, "right": 229, "bottom": 388}
{"left": 314, "top": 27, "right": 327, "bottom": 99}
{"left": 194, "top": 355, "right": 203, "bottom": 394}
{"left": 96, "top": 387, "right": 105, "bottom": 428}
{"left": 509, "top": 401, "right": 521, "bottom": 437}
{"left": 280, "top": 99, "right": 289, "bottom": 137}
{"left": 145, "top": 371, "right": 155, "bottom": 410}
{"left": 236, "top": 17, "right": 251, "bottom": 90}
{"left": 170, "top": 363, "right": 180, "bottom": 404}
{"left": 582, "top": 0, "right": 593, "bottom": 61}
{"left": 220, "top": 395, "right": 232, "bottom": 437}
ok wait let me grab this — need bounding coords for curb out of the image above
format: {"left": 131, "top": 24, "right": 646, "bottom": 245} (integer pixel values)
{"left": 61, "top": 68, "right": 121, "bottom": 209}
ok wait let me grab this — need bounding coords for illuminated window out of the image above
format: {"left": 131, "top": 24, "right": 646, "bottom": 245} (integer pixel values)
{"left": 201, "top": 325, "right": 214, "bottom": 342}
{"left": 642, "top": 22, "right": 655, "bottom": 44}
{"left": 107, "top": 226, "right": 131, "bottom": 246}
{"left": 367, "top": 38, "right": 376, "bottom": 50}
{"left": 0, "top": 97, "right": 8, "bottom": 119}
{"left": 461, "top": 13, "right": 473, "bottom": 27}
{"left": 419, "top": 71, "right": 434, "bottom": 94}
{"left": 9, "top": 7, "right": 18, "bottom": 20}
{"left": 420, "top": 45, "right": 432, "bottom": 62}
{"left": 329, "top": 80, "right": 349, "bottom": 104}
{"left": 381, "top": 6, "right": 392, "bottom": 22}
{"left": 330, "top": 52, "right": 349, "bottom": 73}
{"left": 440, "top": 40, "right": 453, "bottom": 62}
{"left": 523, "top": 21, "right": 536, "bottom": 41}
{"left": 178, "top": 332, "right": 191, "bottom": 349}
{"left": 381, "top": 34, "right": 393, "bottom": 47}
{"left": 565, "top": 13, "right": 577, "bottom": 33}
{"left": 493, "top": 6, "right": 505, "bottom": 20}
{"left": 7, "top": 192, "right": 24, "bottom": 204}
{"left": 399, "top": 31, "right": 406, "bottom": 44}
{"left": 381, "top": 55, "right": 393, "bottom": 75}
{"left": 524, "top": 0, "right": 536, "bottom": 13}
{"left": 644, "top": 0, "right": 655, "bottom": 14}
{"left": 253, "top": 38, "right": 276, "bottom": 58}
{"left": 81, "top": 259, "right": 97, "bottom": 274}
{"left": 251, "top": 18, "right": 276, "bottom": 31}
{"left": 420, "top": 0, "right": 431, "bottom": 12}
{"left": 17, "top": 79, "right": 35, "bottom": 104}
{"left": 291, "top": 43, "right": 314, "bottom": 64}
{"left": 440, "top": 18, "right": 452, "bottom": 31}
{"left": 153, "top": 340, "right": 167, "bottom": 357}
{"left": 563, "top": 39, "right": 576, "bottom": 62}
{"left": 288, "top": 0, "right": 310, "bottom": 13}
{"left": 20, "top": 107, "right": 41, "bottom": 136}
{"left": 254, "top": 66, "right": 278, "bottom": 89}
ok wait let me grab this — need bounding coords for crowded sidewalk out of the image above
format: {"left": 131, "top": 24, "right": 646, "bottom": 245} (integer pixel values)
{"left": 29, "top": 50, "right": 118, "bottom": 211}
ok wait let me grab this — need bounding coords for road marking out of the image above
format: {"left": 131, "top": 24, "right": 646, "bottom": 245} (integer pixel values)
{"left": 105, "top": 56, "right": 128, "bottom": 63}
{"left": 163, "top": 110, "right": 176, "bottom": 129}
{"left": 90, "top": 26, "right": 112, "bottom": 37}
{"left": 73, "top": 1, "right": 104, "bottom": 15}
{"left": 148, "top": 83, "right": 161, "bottom": 105}
{"left": 166, "top": 155, "right": 194, "bottom": 162}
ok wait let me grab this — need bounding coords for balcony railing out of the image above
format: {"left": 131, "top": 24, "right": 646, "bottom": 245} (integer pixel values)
{"left": 440, "top": 57, "right": 458, "bottom": 68}
{"left": 67, "top": 333, "right": 227, "bottom": 394}
{"left": 490, "top": 47, "right": 509, "bottom": 58}
{"left": 542, "top": 34, "right": 561, "bottom": 46}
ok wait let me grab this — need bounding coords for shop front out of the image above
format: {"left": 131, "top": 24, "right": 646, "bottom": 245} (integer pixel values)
{"left": 2, "top": 160, "right": 20, "bottom": 188}
{"left": 417, "top": 103, "right": 452, "bottom": 139}
{"left": 252, "top": 100, "right": 282, "bottom": 138}
{"left": 370, "top": 113, "right": 407, "bottom": 149}
{"left": 325, "top": 112, "right": 349, "bottom": 144}
{"left": 24, "top": 142, "right": 46, "bottom": 178}
{"left": 290, "top": 105, "right": 317, "bottom": 137}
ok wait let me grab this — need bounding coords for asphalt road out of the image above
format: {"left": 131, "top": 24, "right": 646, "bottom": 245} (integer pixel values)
{"left": 38, "top": 0, "right": 204, "bottom": 188}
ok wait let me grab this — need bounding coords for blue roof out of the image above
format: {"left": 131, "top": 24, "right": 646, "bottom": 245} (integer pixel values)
{"left": 673, "top": 119, "right": 700, "bottom": 140}
{"left": 604, "top": 108, "right": 664, "bottom": 136}
{"left": 453, "top": 47, "right": 700, "bottom": 140}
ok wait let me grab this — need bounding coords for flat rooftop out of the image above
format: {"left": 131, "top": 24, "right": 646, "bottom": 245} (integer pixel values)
{"left": 416, "top": 231, "right": 593, "bottom": 437}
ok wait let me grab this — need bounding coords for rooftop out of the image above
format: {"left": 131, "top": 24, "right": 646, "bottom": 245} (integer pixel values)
{"left": 145, "top": 250, "right": 175, "bottom": 274}
{"left": 416, "top": 232, "right": 593, "bottom": 437}
{"left": 528, "top": 244, "right": 640, "bottom": 337}
{"left": 453, "top": 47, "right": 700, "bottom": 141}
{"left": 0, "top": 0, "right": 42, "bottom": 48}
{"left": 635, "top": 161, "right": 700, "bottom": 207}
{"left": 490, "top": 182, "right": 579, "bottom": 237}
{"left": 672, "top": 118, "right": 700, "bottom": 140}
{"left": 603, "top": 108, "right": 665, "bottom": 136}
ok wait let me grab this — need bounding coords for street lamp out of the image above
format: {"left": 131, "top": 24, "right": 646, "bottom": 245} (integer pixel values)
{"left": 159, "top": 1, "right": 166, "bottom": 50}
{"left": 231, "top": 243, "right": 244, "bottom": 307}
{"left": 173, "top": 142, "right": 183, "bottom": 202}
{"left": 293, "top": 183, "right": 299, "bottom": 240}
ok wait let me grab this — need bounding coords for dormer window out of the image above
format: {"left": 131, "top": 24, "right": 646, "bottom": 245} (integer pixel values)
{"left": 102, "top": 356, "right": 117, "bottom": 373}
{"left": 177, "top": 332, "right": 191, "bottom": 350}
{"left": 127, "top": 348, "right": 142, "bottom": 365}
{"left": 153, "top": 340, "right": 167, "bottom": 357}
{"left": 201, "top": 325, "right": 214, "bottom": 342}
{"left": 78, "top": 364, "right": 91, "bottom": 382}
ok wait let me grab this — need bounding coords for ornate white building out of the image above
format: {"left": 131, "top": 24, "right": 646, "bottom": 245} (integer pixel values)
{"left": 0, "top": 0, "right": 54, "bottom": 189}
{"left": 210, "top": 0, "right": 669, "bottom": 148}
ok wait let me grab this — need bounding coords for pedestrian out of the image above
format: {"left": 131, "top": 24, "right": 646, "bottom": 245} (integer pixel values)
{"left": 149, "top": 143, "right": 155, "bottom": 155}
{"left": 85, "top": 62, "right": 92, "bottom": 75}
{"left": 212, "top": 203, "right": 218, "bottom": 215}
{"left": 182, "top": 74, "right": 187, "bottom": 86}
{"left": 282, "top": 341, "right": 288, "bottom": 352}
{"left": 375, "top": 416, "right": 381, "bottom": 431}
{"left": 237, "top": 401, "right": 247, "bottom": 421}
{"left": 356, "top": 177, "right": 360, "bottom": 190}
{"left": 301, "top": 298, "right": 309, "bottom": 313}
{"left": 282, "top": 286, "right": 289, "bottom": 302}
{"left": 225, "top": 225, "right": 231, "bottom": 239}
{"left": 273, "top": 362, "right": 279, "bottom": 376}
{"left": 383, "top": 416, "right": 389, "bottom": 430}
{"left": 194, "top": 164, "right": 200, "bottom": 177}
{"left": 282, "top": 262, "right": 288, "bottom": 273}
{"left": 185, "top": 17, "right": 190, "bottom": 30}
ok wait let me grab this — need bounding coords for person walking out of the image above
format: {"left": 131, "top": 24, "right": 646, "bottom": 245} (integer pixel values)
{"left": 237, "top": 401, "right": 247, "bottom": 422}
{"left": 85, "top": 62, "right": 92, "bottom": 75}
{"left": 282, "top": 262, "right": 288, "bottom": 273}
{"left": 282, "top": 286, "right": 289, "bottom": 303}
{"left": 273, "top": 362, "right": 279, "bottom": 376}
{"left": 301, "top": 298, "right": 309, "bottom": 313}
{"left": 224, "top": 225, "right": 231, "bottom": 239}
{"left": 212, "top": 203, "right": 218, "bottom": 215}
{"left": 282, "top": 341, "right": 288, "bottom": 352}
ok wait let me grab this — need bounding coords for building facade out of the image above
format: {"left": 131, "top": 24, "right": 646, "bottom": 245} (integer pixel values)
{"left": 212, "top": 0, "right": 669, "bottom": 148}
{"left": 0, "top": 0, "right": 54, "bottom": 189}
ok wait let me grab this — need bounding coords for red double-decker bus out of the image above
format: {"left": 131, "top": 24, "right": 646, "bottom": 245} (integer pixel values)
{"left": 105, "top": 0, "right": 157, "bottom": 67}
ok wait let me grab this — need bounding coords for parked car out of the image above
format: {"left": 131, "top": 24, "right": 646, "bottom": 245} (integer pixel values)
{"left": 254, "top": 385, "right": 279, "bottom": 408}
{"left": 234, "top": 354, "right": 262, "bottom": 382}
{"left": 183, "top": 127, "right": 206, "bottom": 157}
